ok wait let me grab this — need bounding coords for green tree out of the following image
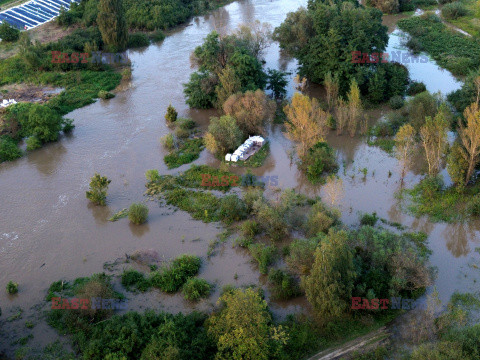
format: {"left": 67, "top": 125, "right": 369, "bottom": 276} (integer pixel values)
{"left": 215, "top": 66, "right": 242, "bottom": 108}
{"left": 274, "top": 2, "right": 388, "bottom": 95}
{"left": 207, "top": 288, "right": 287, "bottom": 360}
{"left": 97, "top": 0, "right": 128, "bottom": 52}
{"left": 302, "top": 230, "right": 356, "bottom": 320}
{"left": 184, "top": 71, "right": 218, "bottom": 109}
{"left": 165, "top": 104, "right": 178, "bottom": 124}
{"left": 19, "top": 105, "right": 63, "bottom": 143}
{"left": 324, "top": 72, "right": 339, "bottom": 111}
{"left": 367, "top": 67, "right": 387, "bottom": 104}
{"left": 266, "top": 69, "right": 288, "bottom": 99}
{"left": 0, "top": 21, "right": 20, "bottom": 42}
{"left": 204, "top": 115, "right": 243, "bottom": 156}
{"left": 86, "top": 173, "right": 111, "bottom": 205}
{"left": 447, "top": 141, "right": 468, "bottom": 190}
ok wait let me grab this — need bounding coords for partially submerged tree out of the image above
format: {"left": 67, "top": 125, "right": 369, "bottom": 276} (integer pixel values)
{"left": 347, "top": 79, "right": 362, "bottom": 137}
{"left": 97, "top": 0, "right": 128, "bottom": 52}
{"left": 395, "top": 124, "right": 417, "bottom": 182}
{"left": 204, "top": 115, "right": 243, "bottom": 156}
{"left": 302, "top": 230, "right": 356, "bottom": 321}
{"left": 324, "top": 72, "right": 339, "bottom": 111}
{"left": 283, "top": 93, "right": 328, "bottom": 158}
{"left": 223, "top": 90, "right": 275, "bottom": 135}
{"left": 420, "top": 112, "right": 449, "bottom": 177}
{"left": 458, "top": 102, "right": 480, "bottom": 185}
{"left": 86, "top": 173, "right": 111, "bottom": 206}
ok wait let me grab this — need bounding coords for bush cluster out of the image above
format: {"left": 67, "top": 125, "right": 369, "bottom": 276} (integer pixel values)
{"left": 151, "top": 254, "right": 201, "bottom": 292}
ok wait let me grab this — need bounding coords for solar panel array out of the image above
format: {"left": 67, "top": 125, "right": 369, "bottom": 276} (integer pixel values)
{"left": 0, "top": 0, "right": 78, "bottom": 31}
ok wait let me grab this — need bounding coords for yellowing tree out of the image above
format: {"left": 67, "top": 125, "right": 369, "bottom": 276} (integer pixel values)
{"left": 283, "top": 93, "right": 328, "bottom": 158}
{"left": 458, "top": 102, "right": 480, "bottom": 185}
{"left": 335, "top": 98, "right": 349, "bottom": 136}
{"left": 324, "top": 72, "right": 339, "bottom": 111}
{"left": 395, "top": 124, "right": 417, "bottom": 181}
{"left": 347, "top": 79, "right": 362, "bottom": 138}
{"left": 420, "top": 112, "right": 448, "bottom": 176}
{"left": 223, "top": 89, "right": 275, "bottom": 135}
{"left": 207, "top": 288, "right": 287, "bottom": 360}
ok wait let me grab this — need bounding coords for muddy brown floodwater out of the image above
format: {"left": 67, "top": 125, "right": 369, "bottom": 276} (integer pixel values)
{"left": 1, "top": 0, "right": 479, "bottom": 355}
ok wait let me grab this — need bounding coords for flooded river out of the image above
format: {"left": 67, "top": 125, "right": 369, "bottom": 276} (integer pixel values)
{"left": 1, "top": 0, "right": 479, "bottom": 354}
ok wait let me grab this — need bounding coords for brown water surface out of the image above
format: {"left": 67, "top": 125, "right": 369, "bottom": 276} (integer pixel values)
{"left": 1, "top": 0, "right": 479, "bottom": 355}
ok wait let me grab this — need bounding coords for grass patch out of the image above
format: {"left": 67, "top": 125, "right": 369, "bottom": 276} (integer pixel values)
{"left": 108, "top": 208, "right": 128, "bottom": 222}
{"left": 403, "top": 176, "right": 480, "bottom": 222}
{"left": 164, "top": 138, "right": 205, "bottom": 169}
{"left": 446, "top": 0, "right": 480, "bottom": 37}
{"left": 367, "top": 137, "right": 395, "bottom": 153}
{"left": 398, "top": 14, "right": 480, "bottom": 76}
{"left": 145, "top": 164, "right": 237, "bottom": 194}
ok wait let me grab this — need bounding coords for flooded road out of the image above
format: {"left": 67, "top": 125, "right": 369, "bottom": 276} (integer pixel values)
{"left": 1, "top": 0, "right": 479, "bottom": 354}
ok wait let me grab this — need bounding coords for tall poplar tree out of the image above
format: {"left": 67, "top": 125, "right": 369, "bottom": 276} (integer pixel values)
{"left": 97, "top": 0, "right": 128, "bottom": 52}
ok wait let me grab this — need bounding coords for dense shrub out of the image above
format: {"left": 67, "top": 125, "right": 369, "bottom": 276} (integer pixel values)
{"left": 305, "top": 201, "right": 340, "bottom": 237}
{"left": 217, "top": 195, "right": 247, "bottom": 224}
{"left": 151, "top": 254, "right": 201, "bottom": 292}
{"left": 300, "top": 142, "right": 338, "bottom": 184}
{"left": 128, "top": 203, "right": 149, "bottom": 224}
{"left": 26, "top": 136, "right": 41, "bottom": 151}
{"left": 98, "top": 90, "right": 115, "bottom": 99}
{"left": 160, "top": 133, "right": 176, "bottom": 150}
{"left": 6, "top": 281, "right": 18, "bottom": 294}
{"left": 242, "top": 188, "right": 264, "bottom": 213}
{"left": 0, "top": 21, "right": 20, "bottom": 42}
{"left": 248, "top": 243, "right": 276, "bottom": 274}
{"left": 268, "top": 269, "right": 301, "bottom": 300}
{"left": 164, "top": 138, "right": 204, "bottom": 169}
{"left": 286, "top": 238, "right": 320, "bottom": 276}
{"left": 121, "top": 269, "right": 151, "bottom": 292}
{"left": 240, "top": 219, "right": 260, "bottom": 238}
{"left": 86, "top": 173, "right": 111, "bottom": 206}
{"left": 145, "top": 169, "right": 161, "bottom": 183}
{"left": 407, "top": 81, "right": 427, "bottom": 96}
{"left": 442, "top": 2, "right": 468, "bottom": 20}
{"left": 127, "top": 32, "right": 150, "bottom": 48}
{"left": 0, "top": 136, "right": 22, "bottom": 162}
{"left": 389, "top": 95, "right": 405, "bottom": 109}
{"left": 150, "top": 30, "right": 166, "bottom": 42}
{"left": 359, "top": 212, "right": 379, "bottom": 226}
{"left": 468, "top": 195, "right": 480, "bottom": 216}
{"left": 184, "top": 71, "right": 217, "bottom": 109}
{"left": 165, "top": 104, "right": 178, "bottom": 123}
{"left": 252, "top": 199, "right": 289, "bottom": 242}
{"left": 182, "top": 278, "right": 212, "bottom": 301}
{"left": 204, "top": 115, "right": 243, "bottom": 156}
{"left": 407, "top": 91, "right": 438, "bottom": 130}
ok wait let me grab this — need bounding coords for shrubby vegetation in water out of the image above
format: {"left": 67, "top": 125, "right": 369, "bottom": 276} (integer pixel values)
{"left": 398, "top": 14, "right": 480, "bottom": 76}
{"left": 274, "top": 1, "right": 409, "bottom": 99}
